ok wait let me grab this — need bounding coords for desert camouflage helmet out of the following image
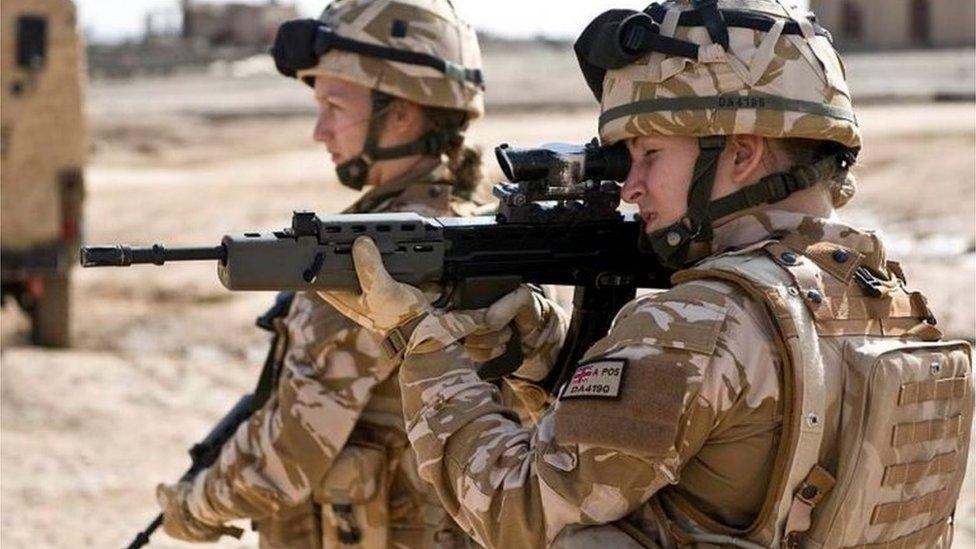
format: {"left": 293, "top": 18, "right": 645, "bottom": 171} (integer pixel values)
{"left": 578, "top": 0, "right": 860, "bottom": 149}
{"left": 297, "top": 0, "right": 484, "bottom": 118}
{"left": 576, "top": 0, "right": 860, "bottom": 268}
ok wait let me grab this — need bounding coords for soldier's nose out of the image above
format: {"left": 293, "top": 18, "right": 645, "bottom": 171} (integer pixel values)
{"left": 620, "top": 173, "right": 645, "bottom": 204}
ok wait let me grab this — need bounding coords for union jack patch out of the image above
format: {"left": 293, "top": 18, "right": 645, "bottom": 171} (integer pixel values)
{"left": 561, "top": 358, "right": 627, "bottom": 400}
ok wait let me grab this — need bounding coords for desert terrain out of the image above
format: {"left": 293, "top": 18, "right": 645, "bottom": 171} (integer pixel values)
{"left": 1, "top": 47, "right": 974, "bottom": 547}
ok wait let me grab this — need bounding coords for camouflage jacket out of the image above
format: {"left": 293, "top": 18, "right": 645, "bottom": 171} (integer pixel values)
{"left": 397, "top": 210, "right": 933, "bottom": 548}
{"left": 186, "top": 163, "right": 474, "bottom": 548}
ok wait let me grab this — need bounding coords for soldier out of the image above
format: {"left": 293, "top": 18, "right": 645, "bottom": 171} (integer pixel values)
{"left": 153, "top": 1, "right": 537, "bottom": 547}
{"left": 320, "top": 1, "right": 974, "bottom": 547}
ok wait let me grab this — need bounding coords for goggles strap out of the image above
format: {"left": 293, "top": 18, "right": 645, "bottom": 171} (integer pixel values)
{"left": 311, "top": 24, "right": 484, "bottom": 88}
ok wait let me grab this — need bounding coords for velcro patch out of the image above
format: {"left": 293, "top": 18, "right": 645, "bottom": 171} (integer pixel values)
{"left": 561, "top": 359, "right": 627, "bottom": 400}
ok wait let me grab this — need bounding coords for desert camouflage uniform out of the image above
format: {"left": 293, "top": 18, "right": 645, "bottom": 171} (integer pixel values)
{"left": 185, "top": 163, "right": 474, "bottom": 549}
{"left": 397, "top": 210, "right": 972, "bottom": 548}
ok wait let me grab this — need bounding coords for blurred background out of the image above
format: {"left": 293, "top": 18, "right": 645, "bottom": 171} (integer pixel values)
{"left": 1, "top": 1, "right": 973, "bottom": 547}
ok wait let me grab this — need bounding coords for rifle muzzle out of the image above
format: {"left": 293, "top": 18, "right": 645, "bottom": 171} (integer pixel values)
{"left": 80, "top": 244, "right": 226, "bottom": 267}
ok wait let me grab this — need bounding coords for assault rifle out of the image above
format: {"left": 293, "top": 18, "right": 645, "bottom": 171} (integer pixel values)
{"left": 82, "top": 139, "right": 672, "bottom": 389}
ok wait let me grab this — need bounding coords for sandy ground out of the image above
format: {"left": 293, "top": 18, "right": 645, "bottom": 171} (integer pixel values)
{"left": 1, "top": 67, "right": 974, "bottom": 549}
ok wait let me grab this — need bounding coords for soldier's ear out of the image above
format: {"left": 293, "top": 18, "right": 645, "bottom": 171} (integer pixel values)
{"left": 384, "top": 98, "right": 426, "bottom": 138}
{"left": 728, "top": 135, "right": 767, "bottom": 186}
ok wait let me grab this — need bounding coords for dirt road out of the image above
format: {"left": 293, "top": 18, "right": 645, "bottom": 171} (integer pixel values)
{"left": 1, "top": 90, "right": 973, "bottom": 547}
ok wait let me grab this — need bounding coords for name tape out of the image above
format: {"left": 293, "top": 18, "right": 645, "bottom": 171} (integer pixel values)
{"left": 561, "top": 359, "right": 627, "bottom": 400}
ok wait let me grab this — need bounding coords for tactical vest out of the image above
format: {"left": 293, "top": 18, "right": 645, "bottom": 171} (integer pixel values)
{"left": 655, "top": 236, "right": 974, "bottom": 548}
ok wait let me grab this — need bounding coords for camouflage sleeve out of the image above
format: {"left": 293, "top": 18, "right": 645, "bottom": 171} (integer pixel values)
{"left": 186, "top": 292, "right": 397, "bottom": 524}
{"left": 398, "top": 280, "right": 780, "bottom": 547}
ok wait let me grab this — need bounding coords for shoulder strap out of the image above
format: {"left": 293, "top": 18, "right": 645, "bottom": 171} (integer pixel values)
{"left": 252, "top": 291, "right": 296, "bottom": 410}
{"left": 674, "top": 245, "right": 828, "bottom": 546}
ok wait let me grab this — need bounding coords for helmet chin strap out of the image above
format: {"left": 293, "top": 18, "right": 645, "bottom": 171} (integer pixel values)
{"left": 643, "top": 136, "right": 856, "bottom": 269}
{"left": 644, "top": 136, "right": 726, "bottom": 269}
{"left": 335, "top": 92, "right": 460, "bottom": 190}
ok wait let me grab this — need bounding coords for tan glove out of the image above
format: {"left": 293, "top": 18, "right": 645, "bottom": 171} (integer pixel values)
{"left": 156, "top": 481, "right": 242, "bottom": 542}
{"left": 478, "top": 286, "right": 568, "bottom": 382}
{"left": 318, "top": 237, "right": 487, "bottom": 356}
{"left": 463, "top": 325, "right": 514, "bottom": 363}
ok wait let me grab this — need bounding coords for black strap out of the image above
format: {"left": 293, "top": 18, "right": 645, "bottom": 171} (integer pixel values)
{"left": 313, "top": 25, "right": 484, "bottom": 88}
{"left": 252, "top": 292, "right": 296, "bottom": 410}
{"left": 335, "top": 93, "right": 395, "bottom": 190}
{"left": 644, "top": 3, "right": 831, "bottom": 40}
{"left": 336, "top": 92, "right": 461, "bottom": 190}
{"left": 692, "top": 0, "right": 730, "bottom": 50}
{"left": 367, "top": 129, "right": 458, "bottom": 161}
{"left": 645, "top": 136, "right": 726, "bottom": 268}
{"left": 618, "top": 12, "right": 701, "bottom": 59}
{"left": 707, "top": 152, "right": 848, "bottom": 220}
{"left": 644, "top": 147, "right": 853, "bottom": 268}
{"left": 685, "top": 135, "right": 727, "bottom": 243}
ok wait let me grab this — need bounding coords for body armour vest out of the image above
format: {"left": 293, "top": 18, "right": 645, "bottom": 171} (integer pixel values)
{"left": 654, "top": 235, "right": 974, "bottom": 548}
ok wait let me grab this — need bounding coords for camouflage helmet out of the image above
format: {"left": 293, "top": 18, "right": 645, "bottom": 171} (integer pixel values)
{"left": 577, "top": 0, "right": 860, "bottom": 149}
{"left": 296, "top": 0, "right": 484, "bottom": 118}
{"left": 576, "top": 0, "right": 860, "bottom": 268}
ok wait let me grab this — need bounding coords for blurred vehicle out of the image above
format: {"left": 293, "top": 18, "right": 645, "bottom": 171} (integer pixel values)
{"left": 1, "top": 0, "right": 86, "bottom": 347}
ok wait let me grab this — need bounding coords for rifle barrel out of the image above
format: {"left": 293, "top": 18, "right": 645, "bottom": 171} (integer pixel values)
{"left": 81, "top": 245, "right": 226, "bottom": 267}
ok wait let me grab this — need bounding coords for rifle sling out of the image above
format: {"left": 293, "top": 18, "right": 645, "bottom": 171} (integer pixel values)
{"left": 253, "top": 291, "right": 296, "bottom": 411}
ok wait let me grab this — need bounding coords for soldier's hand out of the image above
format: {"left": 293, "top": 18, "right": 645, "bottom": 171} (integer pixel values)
{"left": 463, "top": 324, "right": 514, "bottom": 363}
{"left": 318, "top": 237, "right": 486, "bottom": 355}
{"left": 317, "top": 236, "right": 432, "bottom": 335}
{"left": 481, "top": 286, "right": 568, "bottom": 382}
{"left": 156, "top": 481, "right": 240, "bottom": 542}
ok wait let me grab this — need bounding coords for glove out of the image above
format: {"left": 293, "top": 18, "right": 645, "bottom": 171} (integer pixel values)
{"left": 156, "top": 480, "right": 242, "bottom": 542}
{"left": 316, "top": 237, "right": 430, "bottom": 335}
{"left": 317, "top": 237, "right": 487, "bottom": 356}
{"left": 477, "top": 286, "right": 568, "bottom": 382}
{"left": 463, "top": 325, "right": 514, "bottom": 364}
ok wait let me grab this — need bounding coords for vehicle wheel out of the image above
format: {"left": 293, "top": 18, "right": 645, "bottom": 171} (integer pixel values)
{"left": 31, "top": 273, "right": 70, "bottom": 347}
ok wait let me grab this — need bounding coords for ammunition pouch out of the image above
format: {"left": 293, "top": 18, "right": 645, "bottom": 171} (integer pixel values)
{"left": 316, "top": 442, "right": 390, "bottom": 548}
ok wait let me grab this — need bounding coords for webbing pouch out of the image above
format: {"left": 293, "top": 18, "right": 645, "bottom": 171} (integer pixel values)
{"left": 317, "top": 442, "right": 390, "bottom": 548}
{"left": 801, "top": 339, "right": 973, "bottom": 547}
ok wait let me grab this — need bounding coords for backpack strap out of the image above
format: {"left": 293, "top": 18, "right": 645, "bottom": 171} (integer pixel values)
{"left": 673, "top": 243, "right": 829, "bottom": 546}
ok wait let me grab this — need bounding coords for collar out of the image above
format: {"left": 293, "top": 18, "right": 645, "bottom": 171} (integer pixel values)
{"left": 709, "top": 210, "right": 889, "bottom": 273}
{"left": 344, "top": 163, "right": 453, "bottom": 214}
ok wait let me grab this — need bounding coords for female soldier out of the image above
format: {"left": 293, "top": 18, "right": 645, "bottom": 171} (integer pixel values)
{"left": 155, "top": 1, "right": 491, "bottom": 547}
{"left": 320, "top": 1, "right": 973, "bottom": 547}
